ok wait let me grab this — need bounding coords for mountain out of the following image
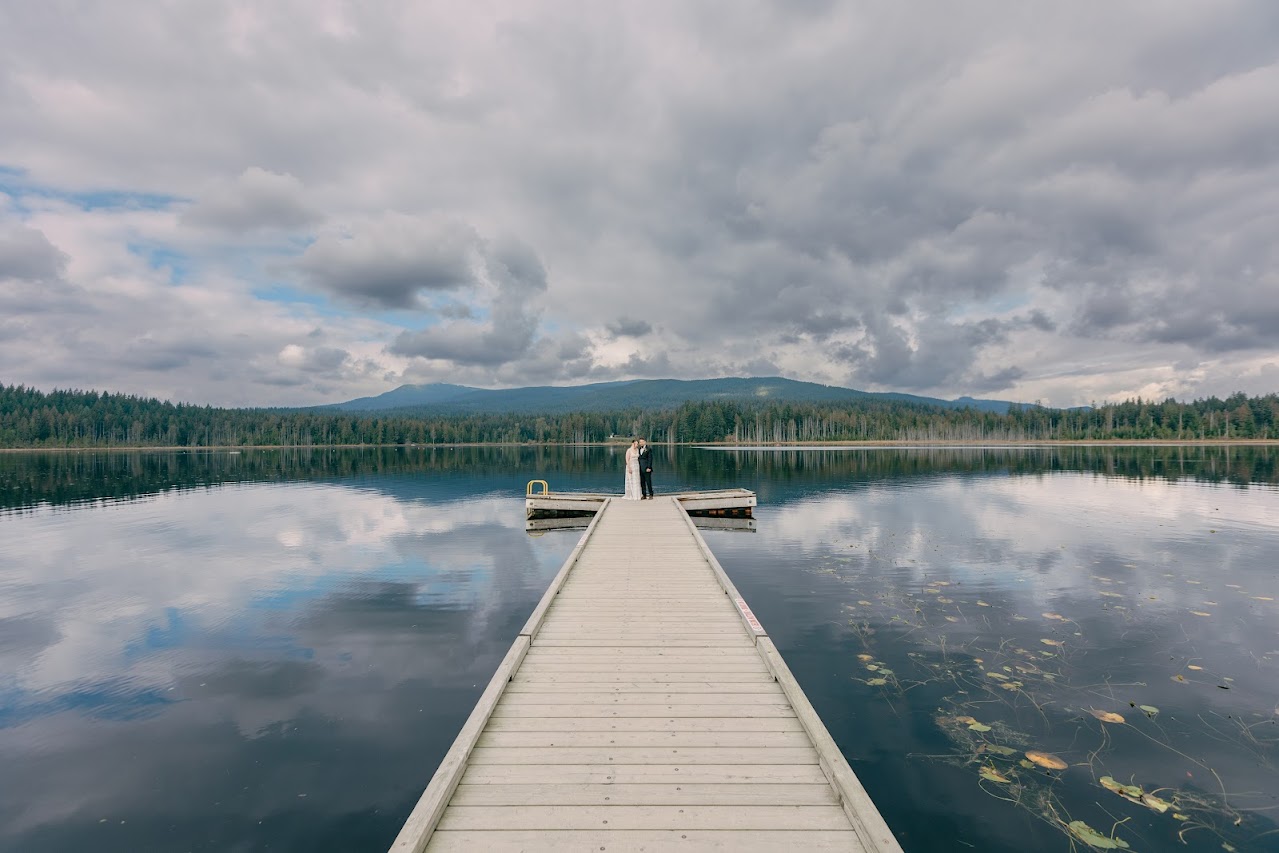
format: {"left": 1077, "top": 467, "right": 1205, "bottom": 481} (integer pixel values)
{"left": 322, "top": 377, "right": 1026, "bottom": 415}
{"left": 333, "top": 383, "right": 481, "bottom": 410}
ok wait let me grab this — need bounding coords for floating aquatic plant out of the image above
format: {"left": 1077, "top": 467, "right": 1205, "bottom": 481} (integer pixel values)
{"left": 1025, "top": 750, "right": 1068, "bottom": 770}
{"left": 1067, "top": 820, "right": 1130, "bottom": 850}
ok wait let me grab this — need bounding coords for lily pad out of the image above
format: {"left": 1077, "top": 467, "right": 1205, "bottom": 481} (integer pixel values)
{"left": 866, "top": 677, "right": 888, "bottom": 686}
{"left": 978, "top": 765, "right": 1011, "bottom": 783}
{"left": 1068, "top": 820, "right": 1130, "bottom": 849}
{"left": 1141, "top": 793, "right": 1171, "bottom": 813}
{"left": 1041, "top": 639, "right": 1063, "bottom": 646}
{"left": 1090, "top": 710, "right": 1126, "bottom": 724}
{"left": 1100, "top": 776, "right": 1144, "bottom": 803}
{"left": 1024, "top": 750, "right": 1068, "bottom": 770}
{"left": 968, "top": 722, "right": 992, "bottom": 732}
{"left": 1139, "top": 705, "right": 1159, "bottom": 716}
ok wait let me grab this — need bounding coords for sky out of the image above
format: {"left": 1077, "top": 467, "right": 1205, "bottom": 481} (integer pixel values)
{"left": 1, "top": 1, "right": 1277, "bottom": 409}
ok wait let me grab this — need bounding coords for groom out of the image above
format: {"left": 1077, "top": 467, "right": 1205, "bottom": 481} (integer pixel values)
{"left": 638, "top": 438, "right": 654, "bottom": 499}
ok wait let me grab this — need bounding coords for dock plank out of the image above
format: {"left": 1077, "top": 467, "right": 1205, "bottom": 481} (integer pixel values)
{"left": 436, "top": 804, "right": 852, "bottom": 831}
{"left": 510, "top": 673, "right": 775, "bottom": 683}
{"left": 427, "top": 829, "right": 862, "bottom": 852}
{"left": 484, "top": 717, "right": 806, "bottom": 733}
{"left": 489, "top": 705, "right": 798, "bottom": 719}
{"left": 449, "top": 782, "right": 838, "bottom": 806}
{"left": 458, "top": 763, "right": 830, "bottom": 785}
{"left": 466, "top": 746, "right": 818, "bottom": 765}
{"left": 474, "top": 730, "right": 813, "bottom": 748}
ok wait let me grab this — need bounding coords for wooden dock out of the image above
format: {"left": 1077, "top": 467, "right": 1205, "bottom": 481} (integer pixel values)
{"left": 392, "top": 496, "right": 901, "bottom": 853}
{"left": 525, "top": 485, "right": 756, "bottom": 519}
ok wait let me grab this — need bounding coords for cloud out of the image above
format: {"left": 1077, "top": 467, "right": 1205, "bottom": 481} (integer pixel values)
{"left": 277, "top": 344, "right": 351, "bottom": 373}
{"left": 387, "top": 235, "right": 548, "bottom": 368}
{"left": 180, "top": 167, "right": 321, "bottom": 233}
{"left": 292, "top": 214, "right": 480, "bottom": 310}
{"left": 606, "top": 317, "right": 652, "bottom": 338}
{"left": 1, "top": 1, "right": 1278, "bottom": 405}
{"left": 0, "top": 225, "right": 68, "bottom": 281}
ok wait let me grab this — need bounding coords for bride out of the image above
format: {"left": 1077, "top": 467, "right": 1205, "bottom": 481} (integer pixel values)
{"left": 623, "top": 439, "right": 642, "bottom": 500}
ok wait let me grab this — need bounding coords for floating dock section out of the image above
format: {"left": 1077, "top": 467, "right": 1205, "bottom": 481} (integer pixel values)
{"left": 525, "top": 484, "right": 756, "bottom": 519}
{"left": 392, "top": 496, "right": 901, "bottom": 852}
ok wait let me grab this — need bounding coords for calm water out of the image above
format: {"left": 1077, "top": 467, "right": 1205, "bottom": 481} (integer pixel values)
{"left": 1, "top": 445, "right": 1276, "bottom": 852}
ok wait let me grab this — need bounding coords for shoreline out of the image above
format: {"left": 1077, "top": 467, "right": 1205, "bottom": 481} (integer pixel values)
{"left": 2, "top": 438, "right": 1277, "bottom": 454}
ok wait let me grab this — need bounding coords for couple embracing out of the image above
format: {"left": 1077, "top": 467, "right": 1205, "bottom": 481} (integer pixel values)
{"left": 623, "top": 438, "right": 654, "bottom": 501}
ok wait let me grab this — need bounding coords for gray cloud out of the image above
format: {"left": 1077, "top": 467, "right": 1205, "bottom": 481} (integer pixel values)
{"left": 839, "top": 316, "right": 1022, "bottom": 392}
{"left": 116, "top": 338, "right": 222, "bottom": 372}
{"left": 180, "top": 167, "right": 321, "bottom": 233}
{"left": 293, "top": 215, "right": 481, "bottom": 310}
{"left": 387, "top": 234, "right": 548, "bottom": 368}
{"left": 0, "top": 226, "right": 67, "bottom": 282}
{"left": 1025, "top": 311, "right": 1056, "bottom": 333}
{"left": 606, "top": 317, "right": 652, "bottom": 338}
{"left": 278, "top": 344, "right": 352, "bottom": 374}
{"left": 389, "top": 319, "right": 536, "bottom": 367}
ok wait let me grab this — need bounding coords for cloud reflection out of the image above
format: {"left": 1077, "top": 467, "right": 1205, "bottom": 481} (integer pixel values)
{"left": 708, "top": 472, "right": 1279, "bottom": 851}
{"left": 0, "top": 480, "right": 574, "bottom": 851}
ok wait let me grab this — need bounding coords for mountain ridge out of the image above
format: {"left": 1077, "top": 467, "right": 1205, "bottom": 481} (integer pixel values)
{"left": 319, "top": 377, "right": 1029, "bottom": 415}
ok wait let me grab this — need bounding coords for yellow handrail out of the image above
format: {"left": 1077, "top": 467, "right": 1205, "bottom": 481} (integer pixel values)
{"left": 526, "top": 479, "right": 550, "bottom": 496}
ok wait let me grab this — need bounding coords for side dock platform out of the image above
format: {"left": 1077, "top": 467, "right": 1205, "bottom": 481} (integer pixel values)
{"left": 525, "top": 484, "right": 757, "bottom": 519}
{"left": 392, "top": 496, "right": 902, "bottom": 852}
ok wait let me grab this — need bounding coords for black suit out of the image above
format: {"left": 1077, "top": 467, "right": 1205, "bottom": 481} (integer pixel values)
{"left": 637, "top": 445, "right": 654, "bottom": 497}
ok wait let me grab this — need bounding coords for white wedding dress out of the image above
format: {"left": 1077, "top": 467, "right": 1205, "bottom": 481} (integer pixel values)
{"left": 623, "top": 448, "right": 642, "bottom": 500}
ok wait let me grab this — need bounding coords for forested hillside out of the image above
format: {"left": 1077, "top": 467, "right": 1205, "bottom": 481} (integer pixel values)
{"left": 326, "top": 377, "right": 1021, "bottom": 414}
{"left": 1, "top": 384, "right": 1276, "bottom": 448}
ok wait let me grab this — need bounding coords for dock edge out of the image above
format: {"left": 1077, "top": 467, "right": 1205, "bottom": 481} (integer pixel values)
{"left": 387, "top": 500, "right": 612, "bottom": 853}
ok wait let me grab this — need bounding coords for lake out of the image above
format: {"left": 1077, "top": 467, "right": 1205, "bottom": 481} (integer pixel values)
{"left": 1, "top": 445, "right": 1276, "bottom": 852}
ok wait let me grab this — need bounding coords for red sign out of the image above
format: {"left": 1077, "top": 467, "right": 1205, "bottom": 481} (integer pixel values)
{"left": 735, "top": 597, "right": 765, "bottom": 633}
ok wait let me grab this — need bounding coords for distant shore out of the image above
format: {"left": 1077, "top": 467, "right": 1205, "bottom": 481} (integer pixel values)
{"left": 2, "top": 438, "right": 1277, "bottom": 453}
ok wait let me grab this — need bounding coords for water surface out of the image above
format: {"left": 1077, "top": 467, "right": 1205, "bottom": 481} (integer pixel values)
{"left": 1, "top": 445, "right": 1276, "bottom": 851}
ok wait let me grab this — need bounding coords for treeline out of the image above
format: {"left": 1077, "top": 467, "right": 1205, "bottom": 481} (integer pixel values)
{"left": 1, "top": 384, "right": 1277, "bottom": 448}
{"left": 714, "top": 392, "right": 1279, "bottom": 442}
